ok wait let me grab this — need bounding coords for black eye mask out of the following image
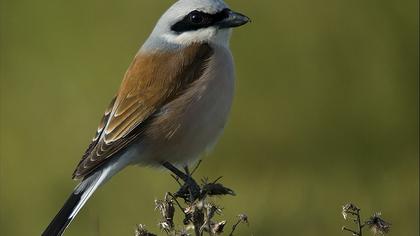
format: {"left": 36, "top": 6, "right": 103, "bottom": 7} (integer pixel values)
{"left": 171, "top": 8, "right": 230, "bottom": 33}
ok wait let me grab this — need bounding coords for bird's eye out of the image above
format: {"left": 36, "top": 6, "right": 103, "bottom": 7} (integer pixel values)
{"left": 171, "top": 11, "right": 213, "bottom": 33}
{"left": 189, "top": 12, "right": 205, "bottom": 24}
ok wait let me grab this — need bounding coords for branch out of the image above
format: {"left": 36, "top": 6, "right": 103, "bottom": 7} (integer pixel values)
{"left": 134, "top": 162, "right": 249, "bottom": 236}
{"left": 341, "top": 203, "right": 391, "bottom": 236}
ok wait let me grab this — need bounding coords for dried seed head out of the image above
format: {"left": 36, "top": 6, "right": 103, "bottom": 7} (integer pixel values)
{"left": 366, "top": 212, "right": 391, "bottom": 235}
{"left": 177, "top": 228, "right": 191, "bottom": 236}
{"left": 211, "top": 220, "right": 227, "bottom": 235}
{"left": 195, "top": 199, "right": 205, "bottom": 210}
{"left": 135, "top": 224, "right": 156, "bottom": 236}
{"left": 154, "top": 199, "right": 165, "bottom": 215}
{"left": 205, "top": 202, "right": 222, "bottom": 220}
{"left": 158, "top": 220, "right": 173, "bottom": 233}
{"left": 238, "top": 214, "right": 249, "bottom": 225}
{"left": 154, "top": 194, "right": 175, "bottom": 230}
{"left": 154, "top": 194, "right": 176, "bottom": 233}
{"left": 342, "top": 203, "right": 360, "bottom": 220}
{"left": 192, "top": 206, "right": 205, "bottom": 226}
{"left": 184, "top": 205, "right": 194, "bottom": 215}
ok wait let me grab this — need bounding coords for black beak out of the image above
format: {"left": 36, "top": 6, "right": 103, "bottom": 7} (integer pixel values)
{"left": 217, "top": 10, "right": 250, "bottom": 29}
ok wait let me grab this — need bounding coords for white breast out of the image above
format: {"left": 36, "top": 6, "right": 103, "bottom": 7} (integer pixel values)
{"left": 132, "top": 45, "right": 235, "bottom": 166}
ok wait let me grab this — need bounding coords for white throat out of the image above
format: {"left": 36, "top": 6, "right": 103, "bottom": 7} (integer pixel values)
{"left": 163, "top": 28, "right": 231, "bottom": 47}
{"left": 141, "top": 28, "right": 231, "bottom": 52}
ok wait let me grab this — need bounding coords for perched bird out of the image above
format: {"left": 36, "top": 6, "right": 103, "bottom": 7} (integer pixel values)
{"left": 42, "top": 0, "right": 249, "bottom": 235}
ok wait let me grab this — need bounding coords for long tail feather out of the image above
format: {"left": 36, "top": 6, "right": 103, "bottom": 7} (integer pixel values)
{"left": 42, "top": 170, "right": 108, "bottom": 236}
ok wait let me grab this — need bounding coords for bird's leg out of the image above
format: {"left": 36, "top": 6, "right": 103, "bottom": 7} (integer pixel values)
{"left": 184, "top": 166, "right": 191, "bottom": 176}
{"left": 162, "top": 162, "right": 201, "bottom": 202}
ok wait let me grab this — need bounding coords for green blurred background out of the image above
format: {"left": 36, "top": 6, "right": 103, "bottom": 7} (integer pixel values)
{"left": 0, "top": 0, "right": 418, "bottom": 235}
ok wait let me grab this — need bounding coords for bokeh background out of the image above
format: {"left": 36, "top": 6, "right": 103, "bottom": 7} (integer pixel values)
{"left": 0, "top": 0, "right": 418, "bottom": 235}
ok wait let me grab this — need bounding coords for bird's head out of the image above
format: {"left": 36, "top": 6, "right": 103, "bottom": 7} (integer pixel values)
{"left": 142, "top": 0, "right": 250, "bottom": 51}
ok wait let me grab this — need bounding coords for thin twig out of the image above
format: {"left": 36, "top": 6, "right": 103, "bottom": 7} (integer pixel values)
{"left": 356, "top": 208, "right": 364, "bottom": 236}
{"left": 167, "top": 192, "right": 185, "bottom": 212}
{"left": 342, "top": 226, "right": 360, "bottom": 235}
{"left": 228, "top": 219, "right": 242, "bottom": 236}
{"left": 212, "top": 176, "right": 223, "bottom": 184}
{"left": 190, "top": 160, "right": 203, "bottom": 176}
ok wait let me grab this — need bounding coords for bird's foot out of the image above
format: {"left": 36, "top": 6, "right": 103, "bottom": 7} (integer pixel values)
{"left": 174, "top": 176, "right": 201, "bottom": 202}
{"left": 162, "top": 162, "right": 202, "bottom": 202}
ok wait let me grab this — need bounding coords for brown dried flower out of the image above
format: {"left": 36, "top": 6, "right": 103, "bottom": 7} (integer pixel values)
{"left": 205, "top": 202, "right": 222, "bottom": 221}
{"left": 366, "top": 212, "right": 391, "bottom": 235}
{"left": 342, "top": 203, "right": 360, "bottom": 220}
{"left": 155, "top": 193, "right": 175, "bottom": 231}
{"left": 237, "top": 214, "right": 249, "bottom": 225}
{"left": 135, "top": 224, "right": 157, "bottom": 236}
{"left": 211, "top": 220, "right": 227, "bottom": 235}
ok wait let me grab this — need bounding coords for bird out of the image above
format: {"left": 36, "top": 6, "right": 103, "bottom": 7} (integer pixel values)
{"left": 42, "top": 0, "right": 249, "bottom": 235}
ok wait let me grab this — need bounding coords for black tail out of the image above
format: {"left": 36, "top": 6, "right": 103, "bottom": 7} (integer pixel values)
{"left": 42, "top": 190, "right": 83, "bottom": 236}
{"left": 42, "top": 171, "right": 105, "bottom": 236}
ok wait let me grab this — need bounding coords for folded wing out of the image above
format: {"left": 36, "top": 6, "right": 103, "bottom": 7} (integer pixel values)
{"left": 72, "top": 43, "right": 214, "bottom": 179}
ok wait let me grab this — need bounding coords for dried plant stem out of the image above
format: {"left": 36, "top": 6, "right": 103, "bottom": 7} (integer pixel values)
{"left": 341, "top": 203, "right": 390, "bottom": 236}
{"left": 135, "top": 162, "right": 249, "bottom": 236}
{"left": 356, "top": 208, "right": 363, "bottom": 236}
{"left": 228, "top": 219, "right": 242, "bottom": 236}
{"left": 342, "top": 226, "right": 360, "bottom": 235}
{"left": 194, "top": 225, "right": 201, "bottom": 236}
{"left": 190, "top": 160, "right": 202, "bottom": 176}
{"left": 167, "top": 192, "right": 184, "bottom": 212}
